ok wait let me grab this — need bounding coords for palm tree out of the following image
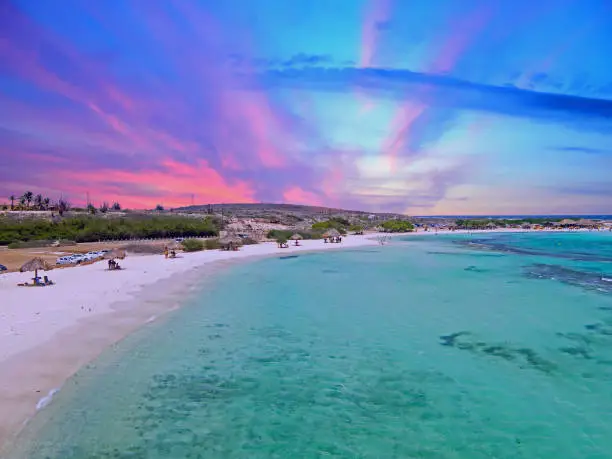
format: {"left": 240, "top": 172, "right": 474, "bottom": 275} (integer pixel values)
{"left": 57, "top": 198, "right": 70, "bottom": 216}
{"left": 9, "top": 195, "right": 15, "bottom": 210}
{"left": 99, "top": 202, "right": 109, "bottom": 213}
{"left": 111, "top": 202, "right": 121, "bottom": 211}
{"left": 43, "top": 197, "right": 50, "bottom": 210}
{"left": 19, "top": 195, "right": 26, "bottom": 209}
{"left": 23, "top": 191, "right": 33, "bottom": 209}
{"left": 34, "top": 194, "right": 43, "bottom": 210}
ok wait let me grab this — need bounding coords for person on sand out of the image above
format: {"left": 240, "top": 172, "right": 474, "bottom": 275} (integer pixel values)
{"left": 164, "top": 246, "right": 169, "bottom": 259}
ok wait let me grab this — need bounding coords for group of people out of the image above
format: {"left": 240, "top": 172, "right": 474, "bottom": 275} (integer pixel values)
{"left": 323, "top": 236, "right": 342, "bottom": 243}
{"left": 163, "top": 247, "right": 177, "bottom": 258}
{"left": 18, "top": 276, "right": 54, "bottom": 287}
{"left": 107, "top": 259, "right": 122, "bottom": 270}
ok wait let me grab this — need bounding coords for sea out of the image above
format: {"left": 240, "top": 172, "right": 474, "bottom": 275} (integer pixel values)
{"left": 7, "top": 231, "right": 612, "bottom": 458}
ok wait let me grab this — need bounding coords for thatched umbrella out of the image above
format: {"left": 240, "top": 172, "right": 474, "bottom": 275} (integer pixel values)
{"left": 103, "top": 248, "right": 127, "bottom": 260}
{"left": 323, "top": 228, "right": 341, "bottom": 242}
{"left": 20, "top": 257, "right": 53, "bottom": 280}
{"left": 290, "top": 233, "right": 303, "bottom": 245}
{"left": 219, "top": 235, "right": 242, "bottom": 250}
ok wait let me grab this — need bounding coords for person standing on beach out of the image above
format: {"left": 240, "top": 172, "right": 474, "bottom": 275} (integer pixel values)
{"left": 164, "top": 246, "right": 168, "bottom": 259}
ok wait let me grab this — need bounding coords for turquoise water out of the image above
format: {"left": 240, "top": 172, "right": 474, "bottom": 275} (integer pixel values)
{"left": 9, "top": 233, "right": 612, "bottom": 458}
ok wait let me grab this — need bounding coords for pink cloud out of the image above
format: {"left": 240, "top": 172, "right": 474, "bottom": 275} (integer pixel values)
{"left": 52, "top": 158, "right": 257, "bottom": 209}
{"left": 381, "top": 6, "right": 495, "bottom": 170}
{"left": 356, "top": 0, "right": 392, "bottom": 114}
{"left": 359, "top": 0, "right": 392, "bottom": 69}
{"left": 283, "top": 186, "right": 323, "bottom": 207}
{"left": 430, "top": 6, "right": 496, "bottom": 74}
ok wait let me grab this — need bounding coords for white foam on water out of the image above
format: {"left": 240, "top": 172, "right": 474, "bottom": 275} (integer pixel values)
{"left": 146, "top": 315, "right": 158, "bottom": 323}
{"left": 602, "top": 277, "right": 612, "bottom": 282}
{"left": 36, "top": 388, "right": 60, "bottom": 411}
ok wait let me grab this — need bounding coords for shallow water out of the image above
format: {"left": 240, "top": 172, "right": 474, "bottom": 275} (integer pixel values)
{"left": 9, "top": 233, "right": 612, "bottom": 458}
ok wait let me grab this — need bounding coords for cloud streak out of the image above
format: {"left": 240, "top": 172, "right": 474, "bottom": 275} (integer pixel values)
{"left": 1, "top": 0, "right": 610, "bottom": 214}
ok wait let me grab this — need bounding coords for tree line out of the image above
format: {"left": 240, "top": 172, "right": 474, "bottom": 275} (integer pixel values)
{"left": 0, "top": 215, "right": 219, "bottom": 246}
{"left": 4, "top": 191, "right": 121, "bottom": 215}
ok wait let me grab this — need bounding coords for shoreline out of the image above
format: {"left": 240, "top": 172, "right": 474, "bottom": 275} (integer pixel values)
{"left": 0, "top": 234, "right": 389, "bottom": 453}
{"left": 0, "top": 228, "right": 605, "bottom": 453}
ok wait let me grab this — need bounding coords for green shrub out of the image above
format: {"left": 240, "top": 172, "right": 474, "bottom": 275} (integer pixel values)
{"left": 8, "top": 240, "right": 52, "bottom": 249}
{"left": 0, "top": 215, "right": 219, "bottom": 245}
{"left": 205, "top": 238, "right": 221, "bottom": 250}
{"left": 7, "top": 239, "right": 78, "bottom": 249}
{"left": 380, "top": 220, "right": 414, "bottom": 233}
{"left": 181, "top": 239, "right": 205, "bottom": 252}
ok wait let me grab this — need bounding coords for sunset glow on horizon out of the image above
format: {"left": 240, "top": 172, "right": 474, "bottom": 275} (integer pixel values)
{"left": 1, "top": 0, "right": 611, "bottom": 214}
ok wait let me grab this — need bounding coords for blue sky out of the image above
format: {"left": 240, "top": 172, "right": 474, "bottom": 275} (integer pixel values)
{"left": 1, "top": 0, "right": 611, "bottom": 213}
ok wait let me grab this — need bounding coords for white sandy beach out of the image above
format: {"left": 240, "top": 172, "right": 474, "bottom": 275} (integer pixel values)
{"left": 0, "top": 234, "right": 392, "bottom": 452}
{"left": 0, "top": 227, "right": 600, "bottom": 452}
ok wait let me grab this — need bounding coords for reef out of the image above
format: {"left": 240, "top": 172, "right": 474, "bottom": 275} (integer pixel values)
{"left": 439, "top": 332, "right": 557, "bottom": 374}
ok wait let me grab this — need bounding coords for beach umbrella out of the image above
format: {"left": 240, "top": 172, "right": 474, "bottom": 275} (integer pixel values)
{"left": 219, "top": 235, "right": 242, "bottom": 248}
{"left": 290, "top": 233, "right": 303, "bottom": 240}
{"left": 20, "top": 257, "right": 53, "bottom": 279}
{"left": 103, "top": 249, "right": 127, "bottom": 260}
{"left": 326, "top": 228, "right": 341, "bottom": 237}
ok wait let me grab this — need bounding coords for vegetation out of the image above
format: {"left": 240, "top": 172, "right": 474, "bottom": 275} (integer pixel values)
{"left": 276, "top": 236, "right": 288, "bottom": 246}
{"left": 311, "top": 217, "right": 350, "bottom": 233}
{"left": 58, "top": 198, "right": 70, "bottom": 216}
{"left": 99, "top": 202, "right": 110, "bottom": 213}
{"left": 155, "top": 204, "right": 165, "bottom": 211}
{"left": 454, "top": 218, "right": 563, "bottom": 229}
{"left": 380, "top": 220, "right": 415, "bottom": 233}
{"left": 205, "top": 238, "right": 221, "bottom": 250}
{"left": 181, "top": 239, "right": 205, "bottom": 252}
{"left": 5, "top": 191, "right": 122, "bottom": 215}
{"left": 0, "top": 215, "right": 219, "bottom": 246}
{"left": 7, "top": 239, "right": 76, "bottom": 249}
{"left": 349, "top": 224, "right": 364, "bottom": 233}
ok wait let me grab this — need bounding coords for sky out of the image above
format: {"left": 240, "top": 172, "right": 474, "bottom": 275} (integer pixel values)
{"left": 1, "top": 0, "right": 611, "bottom": 215}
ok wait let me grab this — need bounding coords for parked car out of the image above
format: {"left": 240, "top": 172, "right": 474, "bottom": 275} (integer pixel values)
{"left": 56, "top": 256, "right": 76, "bottom": 265}
{"left": 0, "top": 264, "right": 7, "bottom": 272}
{"left": 175, "top": 237, "right": 185, "bottom": 242}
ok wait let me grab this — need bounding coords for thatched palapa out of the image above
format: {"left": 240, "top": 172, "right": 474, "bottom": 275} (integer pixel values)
{"left": 219, "top": 235, "right": 242, "bottom": 250}
{"left": 322, "top": 228, "right": 341, "bottom": 238}
{"left": 20, "top": 257, "right": 53, "bottom": 274}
